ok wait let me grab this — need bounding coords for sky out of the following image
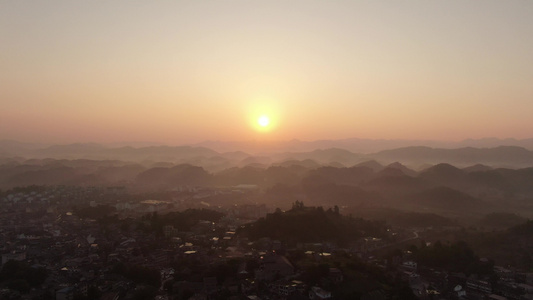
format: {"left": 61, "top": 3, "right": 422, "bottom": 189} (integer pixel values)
{"left": 1, "top": 1, "right": 533, "bottom": 145}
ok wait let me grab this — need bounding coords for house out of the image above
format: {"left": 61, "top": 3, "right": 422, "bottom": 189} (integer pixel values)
{"left": 1, "top": 251, "right": 26, "bottom": 265}
{"left": 486, "top": 294, "right": 508, "bottom": 300}
{"left": 467, "top": 277, "right": 492, "bottom": 294}
{"left": 329, "top": 268, "right": 343, "bottom": 283}
{"left": 309, "top": 286, "right": 331, "bottom": 299}
{"left": 56, "top": 287, "right": 75, "bottom": 300}
{"left": 361, "top": 290, "right": 387, "bottom": 300}
{"left": 255, "top": 254, "right": 294, "bottom": 281}
{"left": 400, "top": 260, "right": 417, "bottom": 272}
{"left": 454, "top": 285, "right": 466, "bottom": 298}
{"left": 203, "top": 277, "right": 217, "bottom": 293}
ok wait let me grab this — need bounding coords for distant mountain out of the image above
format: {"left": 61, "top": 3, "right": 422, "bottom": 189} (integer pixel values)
{"left": 273, "top": 159, "right": 321, "bottom": 169}
{"left": 214, "top": 166, "right": 266, "bottom": 186}
{"left": 372, "top": 146, "right": 533, "bottom": 168}
{"left": 0, "top": 142, "right": 227, "bottom": 163}
{"left": 419, "top": 163, "right": 467, "bottom": 188}
{"left": 194, "top": 137, "right": 533, "bottom": 154}
{"left": 135, "top": 164, "right": 212, "bottom": 188}
{"left": 462, "top": 164, "right": 493, "bottom": 173}
{"left": 239, "top": 206, "right": 387, "bottom": 244}
{"left": 456, "top": 137, "right": 533, "bottom": 149}
{"left": 385, "top": 162, "right": 417, "bottom": 176}
{"left": 103, "top": 145, "right": 220, "bottom": 162}
{"left": 239, "top": 156, "right": 272, "bottom": 167}
{"left": 40, "top": 143, "right": 107, "bottom": 157}
{"left": 4, "top": 166, "right": 92, "bottom": 187}
{"left": 344, "top": 207, "right": 454, "bottom": 228}
{"left": 272, "top": 148, "right": 362, "bottom": 166}
{"left": 0, "top": 140, "right": 47, "bottom": 157}
{"left": 3, "top": 139, "right": 533, "bottom": 169}
{"left": 409, "top": 186, "right": 484, "bottom": 211}
{"left": 194, "top": 138, "right": 447, "bottom": 154}
{"left": 479, "top": 212, "right": 526, "bottom": 229}
{"left": 304, "top": 166, "right": 375, "bottom": 186}
{"left": 353, "top": 160, "right": 384, "bottom": 172}
{"left": 364, "top": 167, "right": 431, "bottom": 200}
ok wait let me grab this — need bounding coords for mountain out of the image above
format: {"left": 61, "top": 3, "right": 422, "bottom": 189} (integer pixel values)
{"left": 272, "top": 148, "right": 362, "bottom": 166}
{"left": 4, "top": 166, "right": 94, "bottom": 187}
{"left": 1, "top": 142, "right": 226, "bottom": 163}
{"left": 479, "top": 212, "right": 526, "bottom": 229}
{"left": 3, "top": 140, "right": 533, "bottom": 170}
{"left": 273, "top": 159, "right": 321, "bottom": 169}
{"left": 195, "top": 137, "right": 533, "bottom": 154}
{"left": 364, "top": 167, "right": 430, "bottom": 200}
{"left": 419, "top": 163, "right": 468, "bottom": 189}
{"left": 409, "top": 186, "right": 484, "bottom": 212}
{"left": 135, "top": 164, "right": 212, "bottom": 188}
{"left": 462, "top": 164, "right": 493, "bottom": 173}
{"left": 0, "top": 140, "right": 46, "bottom": 157}
{"left": 353, "top": 160, "right": 384, "bottom": 172}
{"left": 239, "top": 205, "right": 387, "bottom": 244}
{"left": 385, "top": 162, "right": 417, "bottom": 176}
{"left": 40, "top": 143, "right": 107, "bottom": 158}
{"left": 371, "top": 146, "right": 533, "bottom": 168}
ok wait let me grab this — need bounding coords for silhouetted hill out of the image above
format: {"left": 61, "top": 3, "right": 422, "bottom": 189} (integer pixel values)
{"left": 95, "top": 164, "right": 146, "bottom": 183}
{"left": 302, "top": 179, "right": 381, "bottom": 207}
{"left": 239, "top": 156, "right": 272, "bottom": 167}
{"left": 239, "top": 205, "right": 387, "bottom": 244}
{"left": 273, "top": 148, "right": 362, "bottom": 166}
{"left": 418, "top": 163, "right": 469, "bottom": 191}
{"left": 214, "top": 166, "right": 266, "bottom": 186}
{"left": 105, "top": 145, "right": 219, "bottom": 161}
{"left": 386, "top": 162, "right": 417, "bottom": 176}
{"left": 353, "top": 160, "right": 385, "bottom": 172}
{"left": 274, "top": 159, "right": 321, "bottom": 169}
{"left": 304, "top": 166, "right": 375, "bottom": 186}
{"left": 263, "top": 166, "right": 308, "bottom": 187}
{"left": 214, "top": 165, "right": 308, "bottom": 188}
{"left": 344, "top": 207, "right": 454, "bottom": 228}
{"left": 195, "top": 137, "right": 533, "bottom": 154}
{"left": 479, "top": 212, "right": 526, "bottom": 229}
{"left": 509, "top": 220, "right": 533, "bottom": 236}
{"left": 409, "top": 186, "right": 484, "bottom": 211}
{"left": 0, "top": 140, "right": 45, "bottom": 157}
{"left": 135, "top": 164, "right": 212, "bottom": 188}
{"left": 364, "top": 168, "right": 431, "bottom": 200}
{"left": 467, "top": 170, "right": 513, "bottom": 193}
{"left": 372, "top": 146, "right": 533, "bottom": 168}
{"left": 220, "top": 151, "right": 249, "bottom": 161}
{"left": 40, "top": 143, "right": 106, "bottom": 157}
{"left": 8, "top": 143, "right": 227, "bottom": 163}
{"left": 463, "top": 164, "right": 493, "bottom": 173}
{"left": 5, "top": 166, "right": 91, "bottom": 187}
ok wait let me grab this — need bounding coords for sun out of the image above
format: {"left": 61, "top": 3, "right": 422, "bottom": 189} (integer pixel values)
{"left": 257, "top": 115, "right": 270, "bottom": 127}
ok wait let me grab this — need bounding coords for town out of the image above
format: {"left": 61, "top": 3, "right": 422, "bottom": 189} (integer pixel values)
{"left": 1, "top": 185, "right": 533, "bottom": 300}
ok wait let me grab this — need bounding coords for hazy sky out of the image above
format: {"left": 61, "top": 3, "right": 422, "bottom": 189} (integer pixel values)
{"left": 2, "top": 1, "right": 533, "bottom": 145}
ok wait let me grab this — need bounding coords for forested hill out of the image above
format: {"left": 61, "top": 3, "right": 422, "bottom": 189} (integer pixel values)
{"left": 238, "top": 202, "right": 387, "bottom": 245}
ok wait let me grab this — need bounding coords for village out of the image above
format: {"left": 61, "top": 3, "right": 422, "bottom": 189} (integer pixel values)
{"left": 1, "top": 186, "right": 533, "bottom": 300}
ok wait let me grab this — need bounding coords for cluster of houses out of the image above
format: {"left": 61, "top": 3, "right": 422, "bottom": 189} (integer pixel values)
{"left": 2, "top": 185, "right": 533, "bottom": 300}
{"left": 397, "top": 257, "right": 533, "bottom": 300}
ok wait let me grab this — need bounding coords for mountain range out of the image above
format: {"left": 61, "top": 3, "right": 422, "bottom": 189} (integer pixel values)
{"left": 2, "top": 139, "right": 533, "bottom": 171}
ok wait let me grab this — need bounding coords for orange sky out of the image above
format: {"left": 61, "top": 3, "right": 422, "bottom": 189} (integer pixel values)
{"left": 1, "top": 1, "right": 533, "bottom": 145}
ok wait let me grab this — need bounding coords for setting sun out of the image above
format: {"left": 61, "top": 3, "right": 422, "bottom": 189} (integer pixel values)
{"left": 258, "top": 115, "right": 270, "bottom": 127}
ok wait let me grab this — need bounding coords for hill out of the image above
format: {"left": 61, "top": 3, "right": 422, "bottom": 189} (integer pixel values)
{"left": 409, "top": 186, "right": 484, "bottom": 212}
{"left": 372, "top": 146, "right": 533, "bottom": 168}
{"left": 239, "top": 204, "right": 387, "bottom": 245}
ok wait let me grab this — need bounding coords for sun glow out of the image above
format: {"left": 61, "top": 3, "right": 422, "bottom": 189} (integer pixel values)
{"left": 258, "top": 115, "right": 270, "bottom": 127}
{"left": 246, "top": 96, "right": 283, "bottom": 135}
